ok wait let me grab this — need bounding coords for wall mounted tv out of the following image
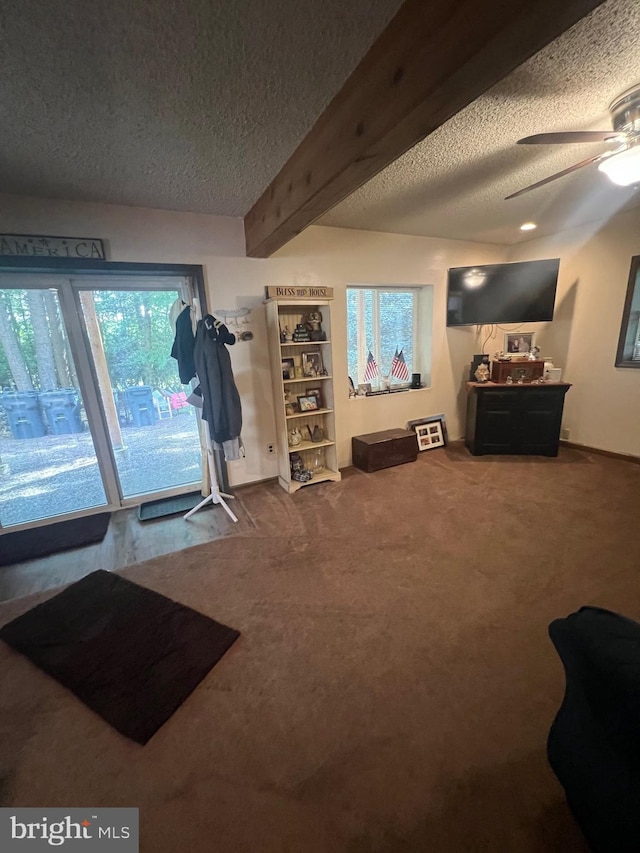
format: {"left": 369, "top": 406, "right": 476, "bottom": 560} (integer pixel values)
{"left": 446, "top": 258, "right": 560, "bottom": 326}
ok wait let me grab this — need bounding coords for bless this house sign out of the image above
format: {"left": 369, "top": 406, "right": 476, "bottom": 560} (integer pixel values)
{"left": 0, "top": 234, "right": 105, "bottom": 260}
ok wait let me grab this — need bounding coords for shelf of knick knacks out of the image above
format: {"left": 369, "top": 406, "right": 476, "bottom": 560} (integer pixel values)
{"left": 265, "top": 295, "right": 342, "bottom": 493}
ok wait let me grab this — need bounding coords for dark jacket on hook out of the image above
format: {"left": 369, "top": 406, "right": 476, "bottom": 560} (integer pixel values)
{"left": 193, "top": 315, "right": 242, "bottom": 443}
{"left": 170, "top": 305, "right": 197, "bottom": 383}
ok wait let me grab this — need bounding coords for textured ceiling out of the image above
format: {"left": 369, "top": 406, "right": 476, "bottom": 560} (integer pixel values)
{"left": 3, "top": 0, "right": 640, "bottom": 246}
{"left": 321, "top": 0, "right": 640, "bottom": 245}
{"left": 0, "top": 0, "right": 402, "bottom": 216}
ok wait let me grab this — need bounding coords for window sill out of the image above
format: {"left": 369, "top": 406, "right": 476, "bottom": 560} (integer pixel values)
{"left": 349, "top": 386, "right": 429, "bottom": 400}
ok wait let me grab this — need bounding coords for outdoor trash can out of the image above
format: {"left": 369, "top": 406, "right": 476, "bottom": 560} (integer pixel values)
{"left": 39, "top": 389, "right": 83, "bottom": 435}
{"left": 0, "top": 391, "right": 46, "bottom": 439}
{"left": 123, "top": 386, "right": 157, "bottom": 426}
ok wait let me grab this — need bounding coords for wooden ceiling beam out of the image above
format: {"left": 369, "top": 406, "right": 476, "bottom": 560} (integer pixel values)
{"left": 244, "top": 0, "right": 606, "bottom": 258}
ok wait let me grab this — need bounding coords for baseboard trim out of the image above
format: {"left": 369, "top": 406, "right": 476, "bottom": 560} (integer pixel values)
{"left": 560, "top": 440, "right": 640, "bottom": 465}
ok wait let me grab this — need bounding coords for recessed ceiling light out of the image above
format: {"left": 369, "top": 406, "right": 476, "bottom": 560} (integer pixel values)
{"left": 520, "top": 222, "right": 537, "bottom": 231}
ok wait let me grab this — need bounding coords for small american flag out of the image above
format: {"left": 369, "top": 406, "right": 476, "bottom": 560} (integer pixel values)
{"left": 363, "top": 350, "right": 379, "bottom": 382}
{"left": 391, "top": 348, "right": 409, "bottom": 381}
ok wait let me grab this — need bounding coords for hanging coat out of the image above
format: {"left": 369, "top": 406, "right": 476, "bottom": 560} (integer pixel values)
{"left": 170, "top": 305, "right": 197, "bottom": 384}
{"left": 193, "top": 316, "right": 242, "bottom": 444}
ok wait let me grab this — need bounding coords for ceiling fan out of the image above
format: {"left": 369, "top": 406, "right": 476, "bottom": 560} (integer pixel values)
{"left": 506, "top": 85, "right": 640, "bottom": 199}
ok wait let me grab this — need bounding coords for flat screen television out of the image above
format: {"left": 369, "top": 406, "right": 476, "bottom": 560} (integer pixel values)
{"left": 446, "top": 258, "right": 560, "bottom": 326}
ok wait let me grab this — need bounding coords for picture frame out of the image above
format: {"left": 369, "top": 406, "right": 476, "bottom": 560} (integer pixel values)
{"left": 281, "top": 357, "right": 295, "bottom": 380}
{"left": 357, "top": 382, "right": 371, "bottom": 396}
{"left": 504, "top": 331, "right": 536, "bottom": 355}
{"left": 615, "top": 254, "right": 640, "bottom": 368}
{"left": 301, "top": 351, "right": 323, "bottom": 376}
{"left": 415, "top": 421, "right": 445, "bottom": 451}
{"left": 407, "top": 414, "right": 448, "bottom": 445}
{"left": 297, "top": 394, "right": 319, "bottom": 412}
{"left": 306, "top": 386, "right": 323, "bottom": 408}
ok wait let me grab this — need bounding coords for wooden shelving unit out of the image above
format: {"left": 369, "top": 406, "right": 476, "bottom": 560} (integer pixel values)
{"left": 265, "top": 296, "right": 341, "bottom": 493}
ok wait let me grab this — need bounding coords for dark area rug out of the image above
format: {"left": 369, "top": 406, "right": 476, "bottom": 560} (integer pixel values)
{"left": 0, "top": 570, "right": 240, "bottom": 744}
{"left": 138, "top": 492, "right": 210, "bottom": 521}
{"left": 0, "top": 512, "right": 111, "bottom": 567}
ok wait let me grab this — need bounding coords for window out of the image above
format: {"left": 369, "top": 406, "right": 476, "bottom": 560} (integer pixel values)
{"left": 346, "top": 285, "right": 430, "bottom": 387}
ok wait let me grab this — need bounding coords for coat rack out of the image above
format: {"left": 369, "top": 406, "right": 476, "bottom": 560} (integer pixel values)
{"left": 184, "top": 296, "right": 238, "bottom": 524}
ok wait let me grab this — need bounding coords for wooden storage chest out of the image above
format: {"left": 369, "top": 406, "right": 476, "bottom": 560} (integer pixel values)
{"left": 352, "top": 428, "right": 417, "bottom": 472}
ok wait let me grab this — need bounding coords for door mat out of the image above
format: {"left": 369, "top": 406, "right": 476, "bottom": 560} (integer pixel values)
{"left": 0, "top": 570, "right": 240, "bottom": 744}
{"left": 138, "top": 492, "right": 210, "bottom": 521}
{"left": 0, "top": 512, "right": 111, "bottom": 567}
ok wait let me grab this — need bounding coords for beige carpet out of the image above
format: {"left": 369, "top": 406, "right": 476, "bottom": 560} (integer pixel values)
{"left": 1, "top": 443, "right": 639, "bottom": 852}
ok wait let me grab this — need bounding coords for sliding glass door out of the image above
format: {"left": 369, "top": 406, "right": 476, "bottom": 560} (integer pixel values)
{"left": 0, "top": 282, "right": 107, "bottom": 526}
{"left": 0, "top": 273, "right": 202, "bottom": 530}
{"left": 75, "top": 284, "right": 201, "bottom": 499}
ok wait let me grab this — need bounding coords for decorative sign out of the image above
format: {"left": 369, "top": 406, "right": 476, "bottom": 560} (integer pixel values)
{"left": 0, "top": 234, "right": 106, "bottom": 260}
{"left": 265, "top": 285, "right": 333, "bottom": 299}
{"left": 365, "top": 387, "right": 410, "bottom": 396}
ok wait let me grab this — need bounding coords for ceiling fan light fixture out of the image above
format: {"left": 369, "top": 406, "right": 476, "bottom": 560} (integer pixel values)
{"left": 462, "top": 268, "right": 487, "bottom": 289}
{"left": 598, "top": 146, "right": 640, "bottom": 186}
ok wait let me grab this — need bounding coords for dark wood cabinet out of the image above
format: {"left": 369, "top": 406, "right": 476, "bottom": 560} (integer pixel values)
{"left": 465, "top": 382, "right": 571, "bottom": 456}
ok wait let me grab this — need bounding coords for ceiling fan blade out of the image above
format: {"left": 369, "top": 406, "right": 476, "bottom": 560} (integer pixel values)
{"left": 505, "top": 152, "right": 612, "bottom": 200}
{"left": 518, "top": 131, "right": 625, "bottom": 145}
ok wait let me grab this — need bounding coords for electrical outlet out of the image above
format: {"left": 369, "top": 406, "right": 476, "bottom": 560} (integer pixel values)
{"left": 560, "top": 428, "right": 570, "bottom": 440}
{"left": 267, "top": 444, "right": 275, "bottom": 454}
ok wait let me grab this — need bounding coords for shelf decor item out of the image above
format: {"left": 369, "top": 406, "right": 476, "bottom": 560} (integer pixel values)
{"left": 297, "top": 394, "right": 319, "bottom": 412}
{"left": 490, "top": 359, "right": 544, "bottom": 383}
{"left": 290, "top": 453, "right": 313, "bottom": 482}
{"left": 265, "top": 293, "right": 341, "bottom": 493}
{"left": 302, "top": 351, "right": 323, "bottom": 376}
{"left": 504, "top": 331, "right": 537, "bottom": 355}
{"left": 306, "top": 310, "right": 326, "bottom": 341}
{"left": 288, "top": 427, "right": 302, "bottom": 447}
{"left": 281, "top": 357, "right": 295, "bottom": 379}
{"left": 474, "top": 362, "right": 490, "bottom": 383}
{"left": 308, "top": 446, "right": 325, "bottom": 473}
{"left": 469, "top": 354, "right": 490, "bottom": 382}
{"left": 306, "top": 386, "right": 323, "bottom": 407}
{"left": 292, "top": 323, "right": 311, "bottom": 342}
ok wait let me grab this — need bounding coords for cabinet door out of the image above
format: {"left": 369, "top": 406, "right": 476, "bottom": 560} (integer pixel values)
{"left": 476, "top": 390, "right": 518, "bottom": 453}
{"left": 518, "top": 389, "right": 564, "bottom": 455}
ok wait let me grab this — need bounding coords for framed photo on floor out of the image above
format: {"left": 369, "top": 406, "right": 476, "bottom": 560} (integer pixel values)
{"left": 415, "top": 421, "right": 445, "bottom": 451}
{"left": 407, "top": 413, "right": 448, "bottom": 445}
